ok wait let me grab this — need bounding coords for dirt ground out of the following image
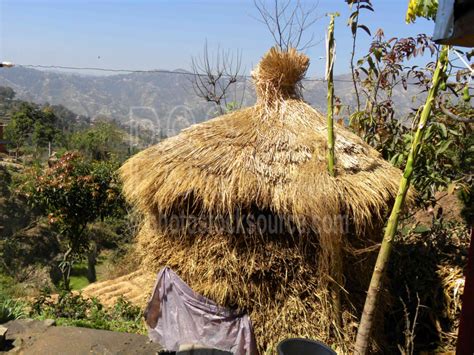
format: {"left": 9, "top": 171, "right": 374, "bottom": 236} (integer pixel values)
{"left": 1, "top": 319, "right": 163, "bottom": 354}
{"left": 414, "top": 191, "right": 464, "bottom": 225}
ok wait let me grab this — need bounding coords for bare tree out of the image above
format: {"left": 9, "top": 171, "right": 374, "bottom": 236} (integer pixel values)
{"left": 254, "top": 0, "right": 321, "bottom": 51}
{"left": 190, "top": 42, "right": 246, "bottom": 115}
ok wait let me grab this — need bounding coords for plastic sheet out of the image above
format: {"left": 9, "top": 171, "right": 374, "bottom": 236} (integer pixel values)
{"left": 145, "top": 267, "right": 257, "bottom": 355}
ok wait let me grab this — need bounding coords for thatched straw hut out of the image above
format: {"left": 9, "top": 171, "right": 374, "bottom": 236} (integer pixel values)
{"left": 120, "top": 47, "right": 405, "bottom": 352}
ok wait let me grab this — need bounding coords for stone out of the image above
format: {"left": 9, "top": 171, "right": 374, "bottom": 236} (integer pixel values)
{"left": 43, "top": 319, "right": 56, "bottom": 327}
{"left": 12, "top": 336, "right": 23, "bottom": 348}
{"left": 0, "top": 326, "right": 7, "bottom": 350}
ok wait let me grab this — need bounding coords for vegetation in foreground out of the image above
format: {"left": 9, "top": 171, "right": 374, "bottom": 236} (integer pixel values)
{"left": 30, "top": 292, "right": 145, "bottom": 334}
{"left": 0, "top": 289, "right": 145, "bottom": 334}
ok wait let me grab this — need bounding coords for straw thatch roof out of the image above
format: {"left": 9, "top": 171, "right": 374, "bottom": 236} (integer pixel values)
{"left": 122, "top": 48, "right": 401, "bottom": 236}
{"left": 120, "top": 47, "right": 406, "bottom": 352}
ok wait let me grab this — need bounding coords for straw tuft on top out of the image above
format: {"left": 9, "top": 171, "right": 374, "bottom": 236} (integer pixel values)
{"left": 252, "top": 47, "right": 309, "bottom": 103}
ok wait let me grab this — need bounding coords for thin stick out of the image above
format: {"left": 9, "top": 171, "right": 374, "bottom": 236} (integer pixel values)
{"left": 326, "top": 13, "right": 339, "bottom": 177}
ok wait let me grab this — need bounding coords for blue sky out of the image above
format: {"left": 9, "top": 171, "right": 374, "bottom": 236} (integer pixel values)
{"left": 0, "top": 0, "right": 435, "bottom": 77}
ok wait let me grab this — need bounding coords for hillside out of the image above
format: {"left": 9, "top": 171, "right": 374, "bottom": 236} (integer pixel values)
{"left": 0, "top": 67, "right": 421, "bottom": 135}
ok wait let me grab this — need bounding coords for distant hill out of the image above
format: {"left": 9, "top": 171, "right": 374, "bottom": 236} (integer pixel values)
{"left": 0, "top": 67, "right": 422, "bottom": 136}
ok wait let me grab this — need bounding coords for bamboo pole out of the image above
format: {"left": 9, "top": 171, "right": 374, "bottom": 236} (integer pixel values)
{"left": 326, "top": 13, "right": 338, "bottom": 177}
{"left": 324, "top": 12, "right": 345, "bottom": 338}
{"left": 354, "top": 45, "right": 449, "bottom": 354}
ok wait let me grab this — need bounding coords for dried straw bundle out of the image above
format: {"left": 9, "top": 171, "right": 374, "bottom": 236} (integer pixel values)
{"left": 120, "top": 47, "right": 405, "bottom": 352}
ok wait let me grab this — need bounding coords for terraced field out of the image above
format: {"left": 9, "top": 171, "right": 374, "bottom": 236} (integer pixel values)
{"left": 82, "top": 270, "right": 156, "bottom": 308}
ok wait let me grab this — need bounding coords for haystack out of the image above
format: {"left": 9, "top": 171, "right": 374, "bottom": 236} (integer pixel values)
{"left": 120, "top": 47, "right": 405, "bottom": 352}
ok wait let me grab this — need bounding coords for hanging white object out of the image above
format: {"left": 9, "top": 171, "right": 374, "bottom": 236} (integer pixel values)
{"left": 145, "top": 267, "right": 257, "bottom": 354}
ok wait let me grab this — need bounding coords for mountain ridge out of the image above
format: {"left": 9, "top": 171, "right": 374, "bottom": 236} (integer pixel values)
{"left": 0, "top": 67, "right": 420, "bottom": 136}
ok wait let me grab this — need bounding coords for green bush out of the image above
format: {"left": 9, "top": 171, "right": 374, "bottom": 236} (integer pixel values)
{"left": 30, "top": 291, "right": 145, "bottom": 334}
{"left": 31, "top": 291, "right": 92, "bottom": 319}
{"left": 112, "top": 296, "right": 143, "bottom": 323}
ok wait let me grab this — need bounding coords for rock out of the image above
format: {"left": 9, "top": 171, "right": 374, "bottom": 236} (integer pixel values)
{"left": 43, "top": 319, "right": 56, "bottom": 327}
{"left": 0, "top": 326, "right": 7, "bottom": 350}
{"left": 12, "top": 337, "right": 23, "bottom": 348}
{"left": 2, "top": 320, "right": 164, "bottom": 354}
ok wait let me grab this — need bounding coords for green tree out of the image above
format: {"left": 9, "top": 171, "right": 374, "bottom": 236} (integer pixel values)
{"left": 0, "top": 87, "right": 15, "bottom": 101}
{"left": 70, "top": 121, "right": 127, "bottom": 161}
{"left": 23, "top": 152, "right": 124, "bottom": 289}
{"left": 32, "top": 107, "right": 61, "bottom": 154}
{"left": 4, "top": 103, "right": 64, "bottom": 157}
{"left": 5, "top": 103, "right": 37, "bottom": 158}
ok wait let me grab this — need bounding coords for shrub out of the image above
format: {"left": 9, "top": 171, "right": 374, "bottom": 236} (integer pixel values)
{"left": 30, "top": 291, "right": 145, "bottom": 334}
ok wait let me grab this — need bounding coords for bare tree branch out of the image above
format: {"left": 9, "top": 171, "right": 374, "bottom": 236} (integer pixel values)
{"left": 439, "top": 100, "right": 474, "bottom": 123}
{"left": 253, "top": 0, "right": 321, "bottom": 51}
{"left": 190, "top": 42, "right": 245, "bottom": 114}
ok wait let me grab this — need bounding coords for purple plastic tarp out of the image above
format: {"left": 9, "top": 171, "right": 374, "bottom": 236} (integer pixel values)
{"left": 145, "top": 267, "right": 258, "bottom": 355}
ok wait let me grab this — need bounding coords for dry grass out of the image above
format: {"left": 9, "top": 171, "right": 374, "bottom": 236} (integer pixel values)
{"left": 119, "top": 47, "right": 409, "bottom": 352}
{"left": 252, "top": 47, "right": 309, "bottom": 105}
{"left": 82, "top": 270, "right": 155, "bottom": 308}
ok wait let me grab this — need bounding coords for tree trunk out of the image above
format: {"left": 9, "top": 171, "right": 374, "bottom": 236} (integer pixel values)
{"left": 60, "top": 247, "right": 73, "bottom": 291}
{"left": 87, "top": 242, "right": 97, "bottom": 283}
{"left": 354, "top": 46, "right": 449, "bottom": 354}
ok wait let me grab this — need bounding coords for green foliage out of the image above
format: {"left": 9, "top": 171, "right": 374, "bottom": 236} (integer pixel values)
{"left": 352, "top": 103, "right": 474, "bottom": 203}
{"left": 47, "top": 104, "right": 90, "bottom": 132}
{"left": 1, "top": 247, "right": 44, "bottom": 322}
{"left": 69, "top": 121, "right": 128, "bottom": 162}
{"left": 4, "top": 102, "right": 63, "bottom": 156}
{"left": 346, "top": 0, "right": 374, "bottom": 37}
{"left": 31, "top": 290, "right": 92, "bottom": 319}
{"left": 0, "top": 274, "right": 26, "bottom": 301}
{"left": 350, "top": 32, "right": 471, "bottom": 204}
{"left": 0, "top": 296, "right": 28, "bottom": 323}
{"left": 353, "top": 30, "right": 435, "bottom": 110}
{"left": 458, "top": 129, "right": 474, "bottom": 225}
{"left": 5, "top": 103, "right": 35, "bottom": 153}
{"left": 0, "top": 86, "right": 16, "bottom": 100}
{"left": 111, "top": 296, "right": 143, "bottom": 323}
{"left": 406, "top": 0, "right": 438, "bottom": 23}
{"left": 24, "top": 152, "right": 123, "bottom": 241}
{"left": 69, "top": 274, "right": 90, "bottom": 291}
{"left": 21, "top": 152, "right": 124, "bottom": 288}
{"left": 0, "top": 88, "right": 95, "bottom": 158}
{"left": 388, "top": 108, "right": 472, "bottom": 203}
{"left": 31, "top": 291, "right": 145, "bottom": 334}
{"left": 224, "top": 101, "right": 240, "bottom": 113}
{"left": 32, "top": 107, "right": 61, "bottom": 149}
